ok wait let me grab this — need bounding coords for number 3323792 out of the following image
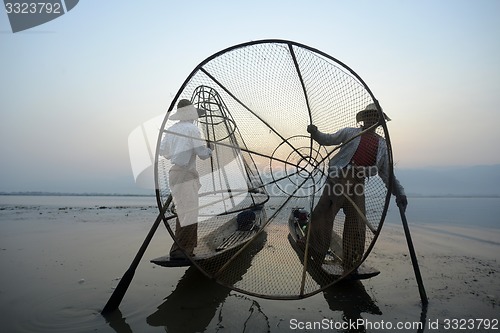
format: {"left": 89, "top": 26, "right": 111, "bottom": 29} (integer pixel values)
{"left": 5, "top": 3, "right": 62, "bottom": 14}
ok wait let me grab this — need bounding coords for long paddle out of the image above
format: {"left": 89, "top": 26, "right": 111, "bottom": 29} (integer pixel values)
{"left": 101, "top": 195, "right": 172, "bottom": 315}
{"left": 398, "top": 203, "right": 429, "bottom": 306}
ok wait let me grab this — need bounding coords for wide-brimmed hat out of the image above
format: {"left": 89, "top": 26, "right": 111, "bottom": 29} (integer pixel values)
{"left": 169, "top": 99, "right": 206, "bottom": 121}
{"left": 356, "top": 103, "right": 391, "bottom": 123}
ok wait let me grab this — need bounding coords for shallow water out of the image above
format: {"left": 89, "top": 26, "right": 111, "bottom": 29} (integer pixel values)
{"left": 0, "top": 195, "right": 498, "bottom": 332}
{"left": 384, "top": 196, "right": 500, "bottom": 229}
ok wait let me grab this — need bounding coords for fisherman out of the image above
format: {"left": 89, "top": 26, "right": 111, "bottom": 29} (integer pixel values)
{"left": 160, "top": 99, "right": 212, "bottom": 260}
{"left": 306, "top": 103, "right": 407, "bottom": 270}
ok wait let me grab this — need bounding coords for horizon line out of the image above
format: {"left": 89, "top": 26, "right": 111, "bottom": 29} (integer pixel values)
{"left": 0, "top": 191, "right": 499, "bottom": 199}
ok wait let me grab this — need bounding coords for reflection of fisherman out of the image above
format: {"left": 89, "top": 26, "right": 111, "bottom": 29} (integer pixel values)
{"left": 306, "top": 103, "right": 407, "bottom": 270}
{"left": 160, "top": 99, "right": 212, "bottom": 260}
{"left": 147, "top": 233, "right": 268, "bottom": 332}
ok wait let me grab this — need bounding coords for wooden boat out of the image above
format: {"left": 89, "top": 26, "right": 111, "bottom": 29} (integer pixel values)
{"left": 287, "top": 207, "right": 380, "bottom": 280}
{"left": 151, "top": 206, "right": 266, "bottom": 268}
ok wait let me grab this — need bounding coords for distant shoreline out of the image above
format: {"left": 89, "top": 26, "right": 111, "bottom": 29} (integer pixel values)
{"left": 406, "top": 194, "right": 500, "bottom": 198}
{"left": 0, "top": 191, "right": 499, "bottom": 199}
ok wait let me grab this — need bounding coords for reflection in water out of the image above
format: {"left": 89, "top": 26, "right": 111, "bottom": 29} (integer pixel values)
{"left": 287, "top": 233, "right": 382, "bottom": 333}
{"left": 146, "top": 269, "right": 383, "bottom": 333}
{"left": 418, "top": 303, "right": 428, "bottom": 333}
{"left": 103, "top": 309, "right": 133, "bottom": 333}
{"left": 286, "top": 230, "right": 428, "bottom": 333}
{"left": 104, "top": 228, "right": 429, "bottom": 333}
{"left": 148, "top": 231, "right": 269, "bottom": 333}
{"left": 147, "top": 267, "right": 269, "bottom": 332}
{"left": 322, "top": 281, "right": 382, "bottom": 333}
{"left": 147, "top": 266, "right": 232, "bottom": 332}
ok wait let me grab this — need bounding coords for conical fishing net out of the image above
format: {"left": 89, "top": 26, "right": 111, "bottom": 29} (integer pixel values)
{"left": 155, "top": 40, "right": 393, "bottom": 299}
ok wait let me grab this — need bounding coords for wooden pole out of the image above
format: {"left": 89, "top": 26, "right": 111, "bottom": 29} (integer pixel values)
{"left": 101, "top": 195, "right": 172, "bottom": 315}
{"left": 398, "top": 203, "right": 428, "bottom": 306}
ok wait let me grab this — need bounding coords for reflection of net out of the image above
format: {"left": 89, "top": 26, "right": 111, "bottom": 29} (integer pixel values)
{"left": 155, "top": 40, "right": 392, "bottom": 299}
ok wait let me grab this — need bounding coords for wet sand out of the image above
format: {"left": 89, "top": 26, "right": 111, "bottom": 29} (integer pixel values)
{"left": 0, "top": 197, "right": 498, "bottom": 332}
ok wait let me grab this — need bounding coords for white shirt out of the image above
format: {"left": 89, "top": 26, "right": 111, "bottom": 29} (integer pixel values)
{"left": 313, "top": 127, "right": 405, "bottom": 196}
{"left": 160, "top": 121, "right": 212, "bottom": 170}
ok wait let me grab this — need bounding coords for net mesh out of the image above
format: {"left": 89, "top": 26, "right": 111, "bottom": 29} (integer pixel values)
{"left": 155, "top": 40, "right": 392, "bottom": 299}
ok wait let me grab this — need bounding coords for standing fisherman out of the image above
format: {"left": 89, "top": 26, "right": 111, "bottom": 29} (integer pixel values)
{"left": 306, "top": 103, "right": 407, "bottom": 271}
{"left": 160, "top": 99, "right": 212, "bottom": 260}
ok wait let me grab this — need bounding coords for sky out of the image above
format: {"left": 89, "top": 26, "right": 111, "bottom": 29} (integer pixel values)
{"left": 1, "top": 0, "right": 499, "bottom": 194}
